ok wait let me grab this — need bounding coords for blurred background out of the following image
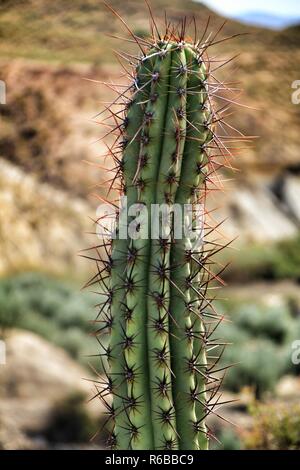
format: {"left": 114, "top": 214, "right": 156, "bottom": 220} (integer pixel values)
{"left": 0, "top": 0, "right": 300, "bottom": 450}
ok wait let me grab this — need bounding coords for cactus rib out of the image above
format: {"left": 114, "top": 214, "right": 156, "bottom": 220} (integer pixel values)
{"left": 88, "top": 10, "right": 240, "bottom": 450}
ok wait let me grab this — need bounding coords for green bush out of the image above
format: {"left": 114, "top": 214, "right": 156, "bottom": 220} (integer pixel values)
{"left": 272, "top": 236, "right": 300, "bottom": 280}
{"left": 0, "top": 272, "right": 95, "bottom": 331}
{"left": 225, "top": 235, "right": 300, "bottom": 283}
{"left": 0, "top": 283, "right": 23, "bottom": 333}
{"left": 213, "top": 300, "right": 299, "bottom": 396}
{"left": 0, "top": 272, "right": 100, "bottom": 368}
{"left": 215, "top": 319, "right": 250, "bottom": 345}
{"left": 224, "top": 245, "right": 277, "bottom": 282}
{"left": 223, "top": 339, "right": 284, "bottom": 398}
{"left": 211, "top": 428, "right": 243, "bottom": 450}
{"left": 18, "top": 310, "right": 58, "bottom": 339}
{"left": 57, "top": 296, "right": 91, "bottom": 330}
{"left": 235, "top": 304, "right": 292, "bottom": 344}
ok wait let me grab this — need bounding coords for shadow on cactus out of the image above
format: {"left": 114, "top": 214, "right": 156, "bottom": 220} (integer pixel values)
{"left": 84, "top": 2, "right": 247, "bottom": 450}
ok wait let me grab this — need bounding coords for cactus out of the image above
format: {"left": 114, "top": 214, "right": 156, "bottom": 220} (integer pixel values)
{"left": 88, "top": 5, "right": 240, "bottom": 451}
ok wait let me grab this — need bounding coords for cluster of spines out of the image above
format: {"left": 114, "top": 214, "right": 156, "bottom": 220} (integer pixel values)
{"left": 84, "top": 7, "right": 246, "bottom": 451}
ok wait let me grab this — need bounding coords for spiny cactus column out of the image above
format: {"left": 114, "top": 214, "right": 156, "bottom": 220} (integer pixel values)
{"left": 168, "top": 48, "right": 211, "bottom": 450}
{"left": 92, "top": 15, "right": 235, "bottom": 450}
{"left": 109, "top": 56, "right": 155, "bottom": 449}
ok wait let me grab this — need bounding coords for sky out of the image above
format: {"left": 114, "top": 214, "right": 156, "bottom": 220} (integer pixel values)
{"left": 199, "top": 0, "right": 300, "bottom": 18}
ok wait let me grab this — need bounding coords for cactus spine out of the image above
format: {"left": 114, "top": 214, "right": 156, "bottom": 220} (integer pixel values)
{"left": 90, "top": 9, "right": 237, "bottom": 450}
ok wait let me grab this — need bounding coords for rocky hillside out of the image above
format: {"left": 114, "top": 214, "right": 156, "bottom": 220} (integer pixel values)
{"left": 0, "top": 0, "right": 300, "bottom": 275}
{"left": 0, "top": 330, "right": 104, "bottom": 449}
{"left": 0, "top": 158, "right": 93, "bottom": 278}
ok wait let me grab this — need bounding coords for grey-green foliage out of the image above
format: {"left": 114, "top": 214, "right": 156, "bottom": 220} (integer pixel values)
{"left": 211, "top": 428, "right": 243, "bottom": 450}
{"left": 0, "top": 286, "right": 23, "bottom": 331}
{"left": 0, "top": 272, "right": 101, "bottom": 367}
{"left": 214, "top": 300, "right": 300, "bottom": 396}
{"left": 224, "top": 235, "right": 300, "bottom": 282}
{"left": 224, "top": 339, "right": 285, "bottom": 396}
{"left": 235, "top": 304, "right": 292, "bottom": 343}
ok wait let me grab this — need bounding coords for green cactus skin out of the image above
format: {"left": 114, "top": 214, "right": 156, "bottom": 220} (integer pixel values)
{"left": 170, "top": 49, "right": 212, "bottom": 450}
{"left": 92, "top": 18, "right": 234, "bottom": 450}
{"left": 146, "top": 47, "right": 188, "bottom": 450}
{"left": 110, "top": 56, "right": 155, "bottom": 449}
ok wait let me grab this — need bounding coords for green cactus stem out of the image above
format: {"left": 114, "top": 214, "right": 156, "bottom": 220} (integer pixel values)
{"left": 89, "top": 10, "right": 238, "bottom": 450}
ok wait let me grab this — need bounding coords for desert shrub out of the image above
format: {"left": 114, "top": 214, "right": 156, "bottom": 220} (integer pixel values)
{"left": 212, "top": 301, "right": 296, "bottom": 396}
{"left": 217, "top": 304, "right": 292, "bottom": 345}
{"left": 215, "top": 320, "right": 250, "bottom": 345}
{"left": 18, "top": 310, "right": 59, "bottom": 339}
{"left": 235, "top": 304, "right": 292, "bottom": 344}
{"left": 223, "top": 244, "right": 277, "bottom": 282}
{"left": 0, "top": 272, "right": 101, "bottom": 368}
{"left": 211, "top": 428, "right": 243, "bottom": 450}
{"left": 0, "top": 273, "right": 95, "bottom": 330}
{"left": 222, "top": 339, "right": 284, "bottom": 398}
{"left": 57, "top": 295, "right": 91, "bottom": 330}
{"left": 245, "top": 403, "right": 300, "bottom": 449}
{"left": 272, "top": 236, "right": 300, "bottom": 280}
{"left": 54, "top": 328, "right": 92, "bottom": 360}
{"left": 224, "top": 236, "right": 300, "bottom": 282}
{"left": 212, "top": 295, "right": 300, "bottom": 394}
{"left": 0, "top": 282, "right": 23, "bottom": 333}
